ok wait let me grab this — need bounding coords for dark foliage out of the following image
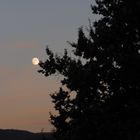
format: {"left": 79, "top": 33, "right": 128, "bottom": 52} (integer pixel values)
{"left": 39, "top": 0, "right": 140, "bottom": 139}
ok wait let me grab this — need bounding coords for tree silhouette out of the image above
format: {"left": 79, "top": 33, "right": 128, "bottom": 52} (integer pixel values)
{"left": 39, "top": 0, "right": 140, "bottom": 139}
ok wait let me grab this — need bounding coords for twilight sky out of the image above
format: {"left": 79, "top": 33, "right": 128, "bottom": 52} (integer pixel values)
{"left": 0, "top": 0, "right": 95, "bottom": 132}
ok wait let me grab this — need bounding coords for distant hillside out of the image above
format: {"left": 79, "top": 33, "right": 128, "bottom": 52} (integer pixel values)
{"left": 0, "top": 129, "right": 55, "bottom": 140}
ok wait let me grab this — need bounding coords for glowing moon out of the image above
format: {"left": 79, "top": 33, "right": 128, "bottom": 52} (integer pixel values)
{"left": 32, "top": 57, "right": 39, "bottom": 65}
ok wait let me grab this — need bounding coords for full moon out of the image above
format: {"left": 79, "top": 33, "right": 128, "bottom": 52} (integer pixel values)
{"left": 32, "top": 57, "right": 39, "bottom": 65}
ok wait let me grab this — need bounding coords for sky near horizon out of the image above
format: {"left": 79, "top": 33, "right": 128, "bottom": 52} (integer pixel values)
{"left": 0, "top": 0, "right": 95, "bottom": 132}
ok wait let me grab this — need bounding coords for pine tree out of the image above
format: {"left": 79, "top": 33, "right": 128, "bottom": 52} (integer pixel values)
{"left": 39, "top": 0, "right": 140, "bottom": 139}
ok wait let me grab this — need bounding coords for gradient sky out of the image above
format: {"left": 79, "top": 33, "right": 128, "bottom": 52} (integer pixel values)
{"left": 0, "top": 0, "right": 95, "bottom": 132}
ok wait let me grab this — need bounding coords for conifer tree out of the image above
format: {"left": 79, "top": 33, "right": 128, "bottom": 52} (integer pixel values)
{"left": 39, "top": 0, "right": 140, "bottom": 139}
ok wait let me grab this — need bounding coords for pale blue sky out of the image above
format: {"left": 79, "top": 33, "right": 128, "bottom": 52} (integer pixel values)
{"left": 0, "top": 0, "right": 95, "bottom": 132}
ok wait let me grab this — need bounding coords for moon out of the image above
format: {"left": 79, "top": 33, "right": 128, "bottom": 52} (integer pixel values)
{"left": 32, "top": 57, "right": 39, "bottom": 65}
